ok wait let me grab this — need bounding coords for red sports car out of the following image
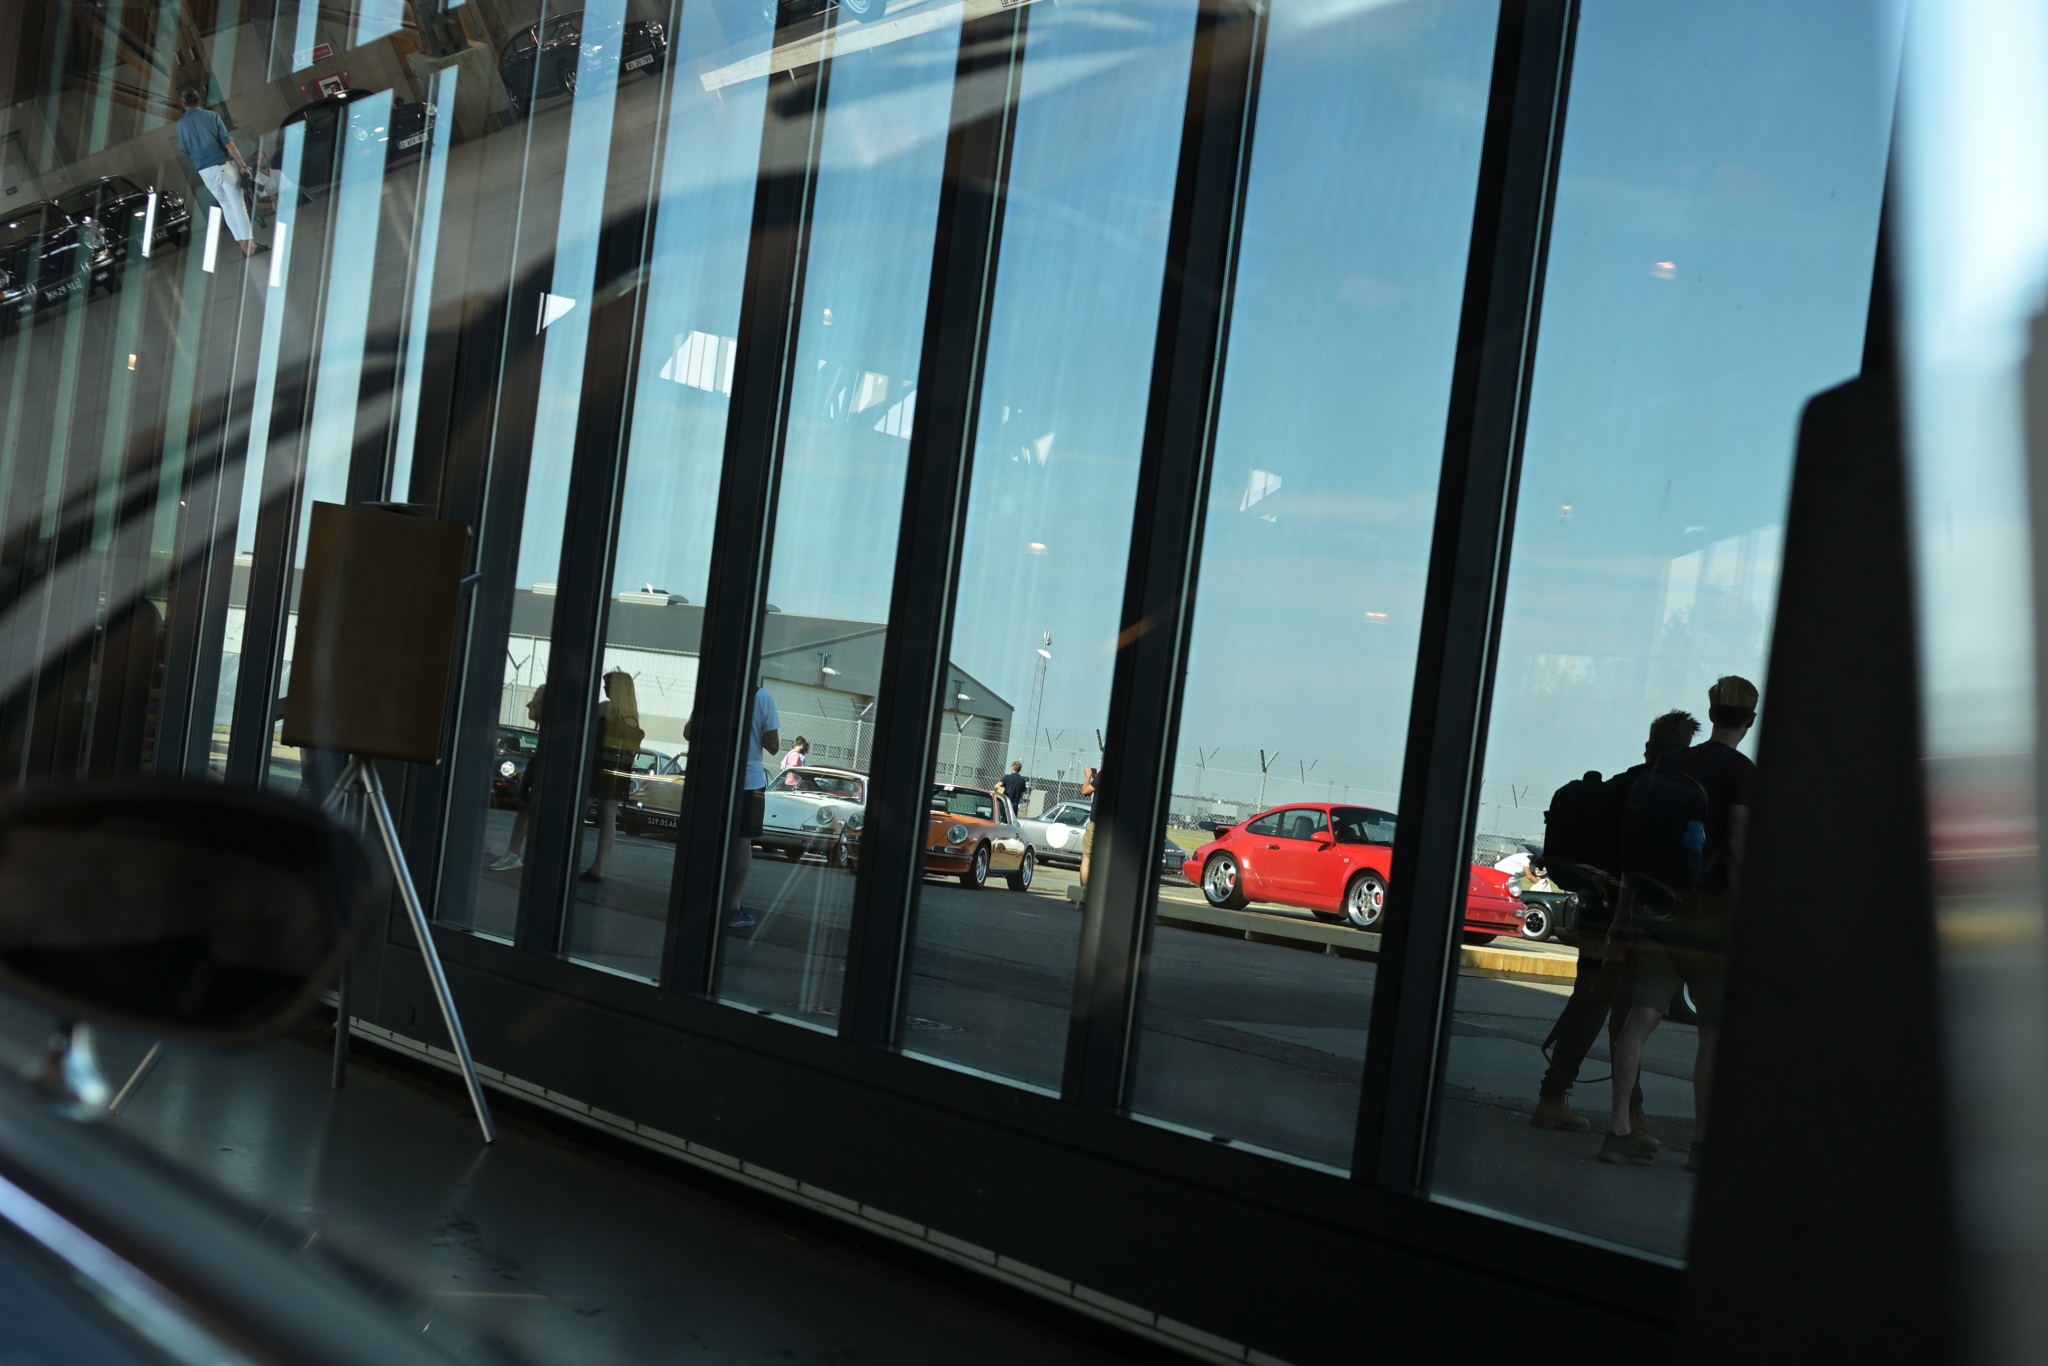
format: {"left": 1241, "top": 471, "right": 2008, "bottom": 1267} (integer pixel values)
{"left": 1179, "top": 804, "right": 1526, "bottom": 939}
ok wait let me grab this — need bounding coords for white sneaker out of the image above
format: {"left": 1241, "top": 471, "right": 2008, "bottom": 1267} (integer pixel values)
{"left": 488, "top": 851, "right": 524, "bottom": 871}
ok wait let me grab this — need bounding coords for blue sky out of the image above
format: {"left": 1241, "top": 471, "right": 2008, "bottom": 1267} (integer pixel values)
{"left": 586, "top": 0, "right": 1899, "bottom": 828}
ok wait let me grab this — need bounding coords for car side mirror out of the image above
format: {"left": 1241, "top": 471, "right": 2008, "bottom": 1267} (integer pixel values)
{"left": 1311, "top": 830, "right": 1335, "bottom": 847}
{"left": 0, "top": 779, "right": 372, "bottom": 1045}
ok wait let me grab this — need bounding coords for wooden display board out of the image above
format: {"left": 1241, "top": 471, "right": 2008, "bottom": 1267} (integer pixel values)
{"left": 280, "top": 503, "right": 466, "bottom": 765}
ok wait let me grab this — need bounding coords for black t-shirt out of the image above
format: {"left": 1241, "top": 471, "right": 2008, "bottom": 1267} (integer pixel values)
{"left": 998, "top": 771, "right": 1027, "bottom": 808}
{"left": 1674, "top": 740, "right": 1755, "bottom": 894}
{"left": 1085, "top": 768, "right": 1108, "bottom": 814}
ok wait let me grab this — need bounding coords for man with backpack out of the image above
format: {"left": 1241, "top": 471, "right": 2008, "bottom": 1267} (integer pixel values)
{"left": 1531, "top": 709, "right": 1701, "bottom": 1135}
{"left": 1599, "top": 676, "right": 1759, "bottom": 1170}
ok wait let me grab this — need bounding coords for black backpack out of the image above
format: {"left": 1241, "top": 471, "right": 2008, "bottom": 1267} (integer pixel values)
{"left": 1544, "top": 770, "right": 1619, "bottom": 872}
{"left": 1617, "top": 748, "right": 1734, "bottom": 905}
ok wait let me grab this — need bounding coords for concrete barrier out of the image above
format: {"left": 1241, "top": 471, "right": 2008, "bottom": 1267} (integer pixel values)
{"left": 1153, "top": 897, "right": 1578, "bottom": 986}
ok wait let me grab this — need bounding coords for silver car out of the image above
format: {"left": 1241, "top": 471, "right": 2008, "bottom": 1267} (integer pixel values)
{"left": 759, "top": 764, "right": 867, "bottom": 866}
{"left": 1019, "top": 798, "right": 1093, "bottom": 867}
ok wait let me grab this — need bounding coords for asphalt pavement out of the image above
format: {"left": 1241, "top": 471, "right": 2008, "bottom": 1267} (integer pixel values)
{"left": 463, "top": 817, "right": 1701, "bottom": 1260}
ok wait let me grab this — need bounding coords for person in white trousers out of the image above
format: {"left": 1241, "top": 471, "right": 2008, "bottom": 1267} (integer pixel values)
{"left": 174, "top": 89, "right": 259, "bottom": 258}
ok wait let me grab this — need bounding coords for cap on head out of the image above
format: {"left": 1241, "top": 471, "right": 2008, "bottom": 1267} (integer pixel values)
{"left": 1708, "top": 675, "right": 1759, "bottom": 727}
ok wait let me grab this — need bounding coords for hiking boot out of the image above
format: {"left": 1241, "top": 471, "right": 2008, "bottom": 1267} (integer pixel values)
{"left": 1596, "top": 1130, "right": 1656, "bottom": 1166}
{"left": 1685, "top": 1140, "right": 1704, "bottom": 1173}
{"left": 1629, "top": 1107, "right": 1660, "bottom": 1153}
{"left": 1530, "top": 1095, "right": 1591, "bottom": 1132}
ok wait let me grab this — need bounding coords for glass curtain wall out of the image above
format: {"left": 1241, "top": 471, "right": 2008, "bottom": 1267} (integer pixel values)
{"left": 433, "top": 0, "right": 689, "bottom": 943}
{"left": 711, "top": 2, "right": 967, "bottom": 1024}
{"left": 896, "top": 0, "right": 1199, "bottom": 1092}
{"left": 1428, "top": 0, "right": 1899, "bottom": 1259}
{"left": 559, "top": 0, "right": 778, "bottom": 980}
{"left": 1122, "top": 0, "right": 1497, "bottom": 1172}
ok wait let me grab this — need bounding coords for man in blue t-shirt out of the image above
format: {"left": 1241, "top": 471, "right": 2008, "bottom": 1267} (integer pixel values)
{"left": 175, "top": 89, "right": 257, "bottom": 258}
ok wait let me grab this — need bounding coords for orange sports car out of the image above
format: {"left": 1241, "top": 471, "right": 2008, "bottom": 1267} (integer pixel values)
{"left": 925, "top": 783, "right": 1034, "bottom": 890}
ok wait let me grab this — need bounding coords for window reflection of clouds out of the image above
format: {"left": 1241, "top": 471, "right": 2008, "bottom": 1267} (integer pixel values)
{"left": 938, "top": 0, "right": 1196, "bottom": 747}
{"left": 515, "top": 0, "right": 632, "bottom": 593}
{"left": 610, "top": 0, "right": 774, "bottom": 602}
{"left": 1169, "top": 0, "right": 1494, "bottom": 813}
{"left": 765, "top": 9, "right": 963, "bottom": 625}
{"left": 1475, "top": 0, "right": 1898, "bottom": 837}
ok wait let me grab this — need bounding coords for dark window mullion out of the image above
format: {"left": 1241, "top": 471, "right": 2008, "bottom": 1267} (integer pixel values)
{"left": 661, "top": 39, "right": 835, "bottom": 995}
{"left": 516, "top": 206, "right": 661, "bottom": 953}
{"left": 1061, "top": 0, "right": 1269, "bottom": 1110}
{"left": 1353, "top": 0, "right": 1578, "bottom": 1193}
{"left": 225, "top": 199, "right": 335, "bottom": 787}
{"left": 838, "top": 4, "right": 1032, "bottom": 1048}
{"left": 158, "top": 274, "right": 273, "bottom": 778}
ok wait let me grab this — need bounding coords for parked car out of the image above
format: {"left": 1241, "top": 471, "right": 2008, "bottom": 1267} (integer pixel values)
{"left": 501, "top": 10, "right": 669, "bottom": 120}
{"left": 1180, "top": 804, "right": 1527, "bottom": 939}
{"left": 1022, "top": 798, "right": 1195, "bottom": 880}
{"left": 1516, "top": 884, "right": 1580, "bottom": 942}
{"left": 490, "top": 725, "right": 539, "bottom": 808}
{"left": 0, "top": 202, "right": 117, "bottom": 333}
{"left": 620, "top": 749, "right": 687, "bottom": 837}
{"left": 1019, "top": 798, "right": 1092, "bottom": 866}
{"left": 759, "top": 763, "right": 864, "bottom": 865}
{"left": 925, "top": 783, "right": 1032, "bottom": 890}
{"left": 584, "top": 746, "right": 682, "bottom": 832}
{"left": 283, "top": 89, "right": 439, "bottom": 192}
{"left": 52, "top": 175, "right": 190, "bottom": 264}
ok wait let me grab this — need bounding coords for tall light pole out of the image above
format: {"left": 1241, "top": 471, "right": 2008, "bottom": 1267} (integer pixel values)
{"left": 1025, "top": 633, "right": 1050, "bottom": 800}
{"left": 951, "top": 690, "right": 972, "bottom": 781}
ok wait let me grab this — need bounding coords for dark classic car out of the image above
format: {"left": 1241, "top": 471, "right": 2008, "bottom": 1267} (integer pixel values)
{"left": 283, "top": 90, "right": 439, "bottom": 192}
{"left": 52, "top": 175, "right": 190, "bottom": 264}
{"left": 0, "top": 202, "right": 118, "bottom": 333}
{"left": 500, "top": 10, "right": 668, "bottom": 119}
{"left": 489, "top": 725, "right": 540, "bottom": 808}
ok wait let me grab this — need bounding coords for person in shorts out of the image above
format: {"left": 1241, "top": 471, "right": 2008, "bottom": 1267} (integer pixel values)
{"left": 1080, "top": 765, "right": 1107, "bottom": 887}
{"left": 1600, "top": 676, "right": 1758, "bottom": 1171}
{"left": 685, "top": 685, "right": 779, "bottom": 928}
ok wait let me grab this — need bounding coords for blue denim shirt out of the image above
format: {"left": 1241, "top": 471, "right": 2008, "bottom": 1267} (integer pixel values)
{"left": 176, "top": 108, "right": 234, "bottom": 172}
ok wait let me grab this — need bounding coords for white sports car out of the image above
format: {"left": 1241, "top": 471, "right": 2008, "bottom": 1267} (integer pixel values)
{"left": 1019, "top": 799, "right": 1093, "bottom": 867}
{"left": 759, "top": 764, "right": 866, "bottom": 867}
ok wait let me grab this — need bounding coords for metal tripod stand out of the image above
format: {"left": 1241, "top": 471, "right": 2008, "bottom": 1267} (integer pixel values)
{"left": 325, "top": 755, "right": 495, "bottom": 1143}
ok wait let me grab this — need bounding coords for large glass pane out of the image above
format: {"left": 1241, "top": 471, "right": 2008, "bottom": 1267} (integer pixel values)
{"left": 897, "top": 0, "right": 1198, "bottom": 1092}
{"left": 435, "top": 0, "right": 694, "bottom": 944}
{"left": 556, "top": 0, "right": 777, "bottom": 981}
{"left": 1429, "top": 0, "right": 1897, "bottom": 1258}
{"left": 1124, "top": 0, "right": 1496, "bottom": 1171}
{"left": 713, "top": 4, "right": 965, "bottom": 1024}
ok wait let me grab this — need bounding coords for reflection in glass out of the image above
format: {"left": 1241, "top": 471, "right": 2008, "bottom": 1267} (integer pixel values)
{"left": 897, "top": 0, "right": 1197, "bottom": 1092}
{"left": 264, "top": 92, "right": 392, "bottom": 802}
{"left": 715, "top": 8, "right": 964, "bottom": 1024}
{"left": 443, "top": 1, "right": 684, "bottom": 943}
{"left": 1125, "top": 0, "right": 1496, "bottom": 1170}
{"left": 1429, "top": 0, "right": 1896, "bottom": 1259}
{"left": 558, "top": 0, "right": 775, "bottom": 981}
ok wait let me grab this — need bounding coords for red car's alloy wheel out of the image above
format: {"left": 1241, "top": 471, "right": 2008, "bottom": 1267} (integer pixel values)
{"left": 1202, "top": 854, "right": 1247, "bottom": 910}
{"left": 1345, "top": 871, "right": 1388, "bottom": 931}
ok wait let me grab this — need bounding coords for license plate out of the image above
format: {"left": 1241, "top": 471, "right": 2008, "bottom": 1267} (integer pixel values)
{"left": 398, "top": 132, "right": 427, "bottom": 149}
{"left": 625, "top": 53, "right": 653, "bottom": 70}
